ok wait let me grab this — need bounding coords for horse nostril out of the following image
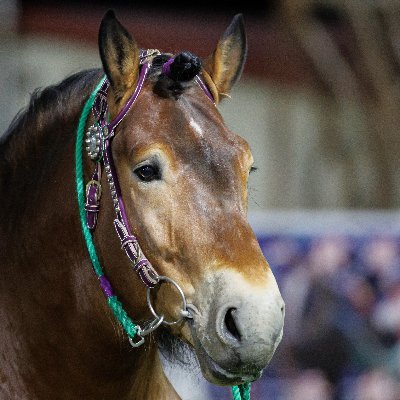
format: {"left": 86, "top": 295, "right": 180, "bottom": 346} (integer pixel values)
{"left": 224, "top": 308, "right": 241, "bottom": 342}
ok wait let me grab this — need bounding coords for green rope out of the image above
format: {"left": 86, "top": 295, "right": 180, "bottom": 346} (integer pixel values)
{"left": 75, "top": 78, "right": 105, "bottom": 278}
{"left": 232, "top": 385, "right": 241, "bottom": 400}
{"left": 107, "top": 296, "right": 138, "bottom": 338}
{"left": 75, "top": 77, "right": 250, "bottom": 399}
{"left": 75, "top": 76, "right": 136, "bottom": 339}
{"left": 232, "top": 383, "right": 251, "bottom": 400}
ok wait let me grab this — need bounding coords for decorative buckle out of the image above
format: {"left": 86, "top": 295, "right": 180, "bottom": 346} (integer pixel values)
{"left": 85, "top": 124, "right": 103, "bottom": 160}
{"left": 85, "top": 178, "right": 102, "bottom": 230}
{"left": 85, "top": 179, "right": 102, "bottom": 201}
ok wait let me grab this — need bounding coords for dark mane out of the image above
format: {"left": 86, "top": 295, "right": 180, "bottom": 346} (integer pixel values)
{"left": 0, "top": 69, "right": 103, "bottom": 229}
{"left": 0, "top": 69, "right": 103, "bottom": 168}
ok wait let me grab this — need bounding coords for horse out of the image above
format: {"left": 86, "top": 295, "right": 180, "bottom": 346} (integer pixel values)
{"left": 0, "top": 10, "right": 285, "bottom": 400}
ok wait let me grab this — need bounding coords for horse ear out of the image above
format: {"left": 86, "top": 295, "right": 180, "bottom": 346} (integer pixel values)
{"left": 203, "top": 14, "right": 247, "bottom": 102}
{"left": 98, "top": 10, "right": 140, "bottom": 109}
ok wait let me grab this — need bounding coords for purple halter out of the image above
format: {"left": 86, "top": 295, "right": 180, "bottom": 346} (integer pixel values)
{"left": 85, "top": 49, "right": 215, "bottom": 289}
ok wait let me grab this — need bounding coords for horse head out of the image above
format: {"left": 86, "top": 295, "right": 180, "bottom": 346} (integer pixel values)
{"left": 93, "top": 10, "right": 284, "bottom": 388}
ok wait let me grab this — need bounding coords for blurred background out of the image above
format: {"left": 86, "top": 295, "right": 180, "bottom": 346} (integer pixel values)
{"left": 1, "top": 0, "right": 399, "bottom": 398}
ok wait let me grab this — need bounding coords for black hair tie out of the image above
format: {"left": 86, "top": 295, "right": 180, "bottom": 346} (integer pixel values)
{"left": 162, "top": 51, "right": 202, "bottom": 82}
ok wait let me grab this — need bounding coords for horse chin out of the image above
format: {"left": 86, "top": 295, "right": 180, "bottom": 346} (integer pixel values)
{"left": 194, "top": 342, "right": 263, "bottom": 386}
{"left": 158, "top": 327, "right": 262, "bottom": 386}
{"left": 189, "top": 326, "right": 263, "bottom": 386}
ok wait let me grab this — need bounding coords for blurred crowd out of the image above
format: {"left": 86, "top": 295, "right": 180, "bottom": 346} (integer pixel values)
{"left": 208, "top": 233, "right": 400, "bottom": 399}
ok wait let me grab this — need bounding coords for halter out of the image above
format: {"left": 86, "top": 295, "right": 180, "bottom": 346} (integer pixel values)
{"left": 76, "top": 50, "right": 251, "bottom": 399}
{"left": 80, "top": 49, "right": 215, "bottom": 345}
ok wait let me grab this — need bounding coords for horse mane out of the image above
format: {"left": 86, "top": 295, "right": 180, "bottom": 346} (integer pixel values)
{"left": 0, "top": 69, "right": 103, "bottom": 230}
{"left": 0, "top": 69, "right": 103, "bottom": 170}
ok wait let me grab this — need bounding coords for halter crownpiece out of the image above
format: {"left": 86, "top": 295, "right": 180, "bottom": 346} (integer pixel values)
{"left": 161, "top": 57, "right": 175, "bottom": 77}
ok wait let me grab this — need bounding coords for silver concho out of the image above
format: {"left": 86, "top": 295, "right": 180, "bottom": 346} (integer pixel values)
{"left": 85, "top": 124, "right": 102, "bottom": 160}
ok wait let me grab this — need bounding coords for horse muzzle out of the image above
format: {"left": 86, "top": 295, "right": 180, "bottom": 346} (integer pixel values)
{"left": 187, "top": 268, "right": 285, "bottom": 386}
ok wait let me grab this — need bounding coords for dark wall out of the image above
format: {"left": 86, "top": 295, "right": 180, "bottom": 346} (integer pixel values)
{"left": 21, "top": 0, "right": 278, "bottom": 19}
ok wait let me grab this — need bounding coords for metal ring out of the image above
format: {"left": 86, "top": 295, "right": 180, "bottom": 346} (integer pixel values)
{"left": 146, "top": 275, "right": 188, "bottom": 326}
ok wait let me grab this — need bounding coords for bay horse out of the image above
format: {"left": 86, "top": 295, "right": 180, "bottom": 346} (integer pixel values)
{"left": 0, "top": 11, "right": 284, "bottom": 400}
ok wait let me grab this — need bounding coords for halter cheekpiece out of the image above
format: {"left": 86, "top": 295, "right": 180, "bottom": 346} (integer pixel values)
{"left": 85, "top": 51, "right": 158, "bottom": 288}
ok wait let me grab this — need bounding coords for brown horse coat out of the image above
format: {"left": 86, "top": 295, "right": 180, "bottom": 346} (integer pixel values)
{"left": 0, "top": 11, "right": 284, "bottom": 400}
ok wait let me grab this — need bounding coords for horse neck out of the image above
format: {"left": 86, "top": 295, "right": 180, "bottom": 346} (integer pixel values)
{"left": 0, "top": 72, "right": 179, "bottom": 399}
{"left": 0, "top": 71, "right": 98, "bottom": 237}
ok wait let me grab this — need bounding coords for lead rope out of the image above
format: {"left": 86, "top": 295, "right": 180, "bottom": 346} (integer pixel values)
{"left": 75, "top": 76, "right": 139, "bottom": 341}
{"left": 232, "top": 383, "right": 251, "bottom": 400}
{"left": 75, "top": 77, "right": 251, "bottom": 400}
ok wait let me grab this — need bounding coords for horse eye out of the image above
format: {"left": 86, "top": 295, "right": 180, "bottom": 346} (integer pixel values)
{"left": 134, "top": 165, "right": 161, "bottom": 182}
{"left": 250, "top": 166, "right": 258, "bottom": 174}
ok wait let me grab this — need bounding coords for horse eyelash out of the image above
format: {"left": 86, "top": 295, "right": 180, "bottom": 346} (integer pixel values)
{"left": 250, "top": 166, "right": 258, "bottom": 174}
